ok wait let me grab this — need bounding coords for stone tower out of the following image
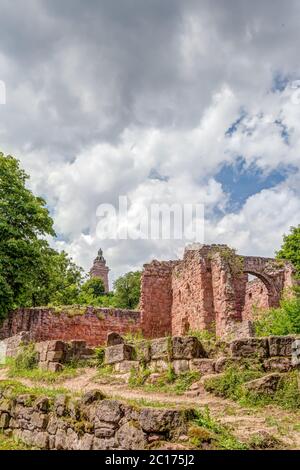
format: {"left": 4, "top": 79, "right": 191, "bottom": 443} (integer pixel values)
{"left": 90, "top": 248, "right": 110, "bottom": 293}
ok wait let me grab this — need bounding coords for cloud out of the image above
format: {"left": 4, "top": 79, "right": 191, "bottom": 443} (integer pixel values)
{"left": 0, "top": 0, "right": 299, "bottom": 277}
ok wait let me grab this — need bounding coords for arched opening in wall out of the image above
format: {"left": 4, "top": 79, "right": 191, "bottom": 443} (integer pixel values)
{"left": 241, "top": 272, "right": 271, "bottom": 321}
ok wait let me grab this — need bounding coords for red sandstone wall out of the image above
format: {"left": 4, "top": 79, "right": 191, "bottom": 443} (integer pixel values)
{"left": 171, "top": 249, "right": 215, "bottom": 335}
{"left": 0, "top": 308, "right": 141, "bottom": 347}
{"left": 242, "top": 279, "right": 269, "bottom": 320}
{"left": 140, "top": 261, "right": 179, "bottom": 338}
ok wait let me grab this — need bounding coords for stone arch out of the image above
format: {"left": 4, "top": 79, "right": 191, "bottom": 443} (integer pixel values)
{"left": 242, "top": 256, "right": 285, "bottom": 308}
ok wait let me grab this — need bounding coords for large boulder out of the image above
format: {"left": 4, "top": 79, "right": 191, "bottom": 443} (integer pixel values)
{"left": 139, "top": 408, "right": 191, "bottom": 437}
{"left": 268, "top": 336, "right": 296, "bottom": 357}
{"left": 263, "top": 357, "right": 292, "bottom": 373}
{"left": 150, "top": 338, "right": 171, "bottom": 360}
{"left": 172, "top": 336, "right": 207, "bottom": 359}
{"left": 105, "top": 344, "right": 135, "bottom": 365}
{"left": 230, "top": 338, "right": 269, "bottom": 358}
{"left": 244, "top": 373, "right": 281, "bottom": 395}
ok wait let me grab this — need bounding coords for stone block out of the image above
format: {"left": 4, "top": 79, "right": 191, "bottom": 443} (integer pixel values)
{"left": 136, "top": 341, "right": 151, "bottom": 363}
{"left": 114, "top": 361, "right": 139, "bottom": 373}
{"left": 94, "top": 423, "right": 117, "bottom": 438}
{"left": 47, "top": 340, "right": 66, "bottom": 352}
{"left": 230, "top": 338, "right": 269, "bottom": 358}
{"left": 139, "top": 409, "right": 189, "bottom": 437}
{"left": 105, "top": 344, "right": 135, "bottom": 365}
{"left": 263, "top": 357, "right": 292, "bottom": 372}
{"left": 172, "top": 336, "right": 207, "bottom": 359}
{"left": 94, "top": 400, "right": 123, "bottom": 424}
{"left": 0, "top": 412, "right": 10, "bottom": 429}
{"left": 190, "top": 358, "right": 215, "bottom": 374}
{"left": 46, "top": 350, "right": 64, "bottom": 362}
{"left": 173, "top": 359, "right": 190, "bottom": 375}
{"left": 268, "top": 336, "right": 295, "bottom": 357}
{"left": 292, "top": 339, "right": 300, "bottom": 367}
{"left": 150, "top": 338, "right": 171, "bottom": 360}
{"left": 81, "top": 390, "right": 105, "bottom": 406}
{"left": 107, "top": 332, "right": 124, "bottom": 346}
{"left": 149, "top": 360, "right": 169, "bottom": 372}
{"left": 116, "top": 422, "right": 146, "bottom": 450}
{"left": 47, "top": 362, "right": 63, "bottom": 373}
{"left": 244, "top": 373, "right": 281, "bottom": 395}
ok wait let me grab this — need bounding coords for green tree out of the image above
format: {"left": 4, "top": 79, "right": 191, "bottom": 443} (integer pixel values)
{"left": 113, "top": 271, "right": 141, "bottom": 309}
{"left": 276, "top": 225, "right": 300, "bottom": 276}
{"left": 0, "top": 152, "right": 55, "bottom": 318}
{"left": 77, "top": 277, "right": 106, "bottom": 305}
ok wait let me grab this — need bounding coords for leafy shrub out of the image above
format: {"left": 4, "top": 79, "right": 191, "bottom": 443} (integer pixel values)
{"left": 95, "top": 347, "right": 105, "bottom": 367}
{"left": 254, "top": 293, "right": 300, "bottom": 336}
{"left": 13, "top": 343, "right": 38, "bottom": 371}
{"left": 205, "top": 366, "right": 300, "bottom": 410}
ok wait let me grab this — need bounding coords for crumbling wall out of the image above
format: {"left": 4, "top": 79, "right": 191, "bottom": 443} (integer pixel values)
{"left": 0, "top": 388, "right": 193, "bottom": 450}
{"left": 242, "top": 279, "right": 269, "bottom": 320}
{"left": 171, "top": 248, "right": 215, "bottom": 335}
{"left": 140, "top": 260, "right": 179, "bottom": 338}
{"left": 0, "top": 308, "right": 141, "bottom": 347}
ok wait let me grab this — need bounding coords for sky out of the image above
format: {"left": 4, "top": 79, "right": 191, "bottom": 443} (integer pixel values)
{"left": 0, "top": 0, "right": 300, "bottom": 284}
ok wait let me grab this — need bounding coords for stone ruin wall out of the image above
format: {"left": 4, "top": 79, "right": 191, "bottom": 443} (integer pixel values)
{"left": 140, "top": 245, "right": 296, "bottom": 339}
{"left": 242, "top": 279, "right": 269, "bottom": 321}
{"left": 0, "top": 307, "right": 141, "bottom": 347}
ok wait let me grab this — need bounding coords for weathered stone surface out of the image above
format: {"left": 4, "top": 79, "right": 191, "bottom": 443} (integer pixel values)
{"left": 268, "top": 336, "right": 295, "bottom": 357}
{"left": 0, "top": 412, "right": 10, "bottom": 429}
{"left": 94, "top": 400, "right": 123, "bottom": 424}
{"left": 173, "top": 359, "right": 190, "bottom": 375}
{"left": 292, "top": 339, "right": 300, "bottom": 367}
{"left": 107, "top": 332, "right": 124, "bottom": 346}
{"left": 116, "top": 422, "right": 146, "bottom": 450}
{"left": 105, "top": 344, "right": 135, "bottom": 364}
{"left": 54, "top": 395, "right": 68, "bottom": 417}
{"left": 94, "top": 422, "right": 117, "bottom": 438}
{"left": 46, "top": 350, "right": 64, "bottom": 361}
{"left": 93, "top": 437, "right": 116, "bottom": 450}
{"left": 263, "top": 357, "right": 292, "bottom": 372}
{"left": 31, "top": 411, "right": 48, "bottom": 430}
{"left": 114, "top": 361, "right": 139, "bottom": 373}
{"left": 32, "top": 431, "right": 49, "bottom": 449}
{"left": 47, "top": 362, "right": 63, "bottom": 373}
{"left": 230, "top": 338, "right": 269, "bottom": 358}
{"left": 81, "top": 390, "right": 105, "bottom": 406}
{"left": 149, "top": 359, "right": 169, "bottom": 372}
{"left": 136, "top": 341, "right": 151, "bottom": 363}
{"left": 172, "top": 336, "right": 207, "bottom": 359}
{"left": 34, "top": 397, "right": 50, "bottom": 413}
{"left": 139, "top": 409, "right": 189, "bottom": 436}
{"left": 150, "top": 338, "right": 171, "bottom": 360}
{"left": 244, "top": 373, "right": 281, "bottom": 395}
{"left": 190, "top": 358, "right": 215, "bottom": 375}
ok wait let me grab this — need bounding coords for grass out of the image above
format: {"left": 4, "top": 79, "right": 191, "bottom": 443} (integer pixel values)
{"left": 205, "top": 366, "right": 300, "bottom": 410}
{"left": 189, "top": 406, "right": 248, "bottom": 450}
{"left": 129, "top": 366, "right": 201, "bottom": 395}
{"left": 0, "top": 379, "right": 69, "bottom": 400}
{"left": 6, "top": 363, "right": 81, "bottom": 384}
{"left": 0, "top": 432, "right": 34, "bottom": 450}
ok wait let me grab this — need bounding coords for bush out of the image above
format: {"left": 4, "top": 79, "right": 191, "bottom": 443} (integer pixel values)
{"left": 205, "top": 366, "right": 300, "bottom": 410}
{"left": 12, "top": 343, "right": 38, "bottom": 371}
{"left": 95, "top": 347, "right": 105, "bottom": 367}
{"left": 254, "top": 293, "right": 300, "bottom": 336}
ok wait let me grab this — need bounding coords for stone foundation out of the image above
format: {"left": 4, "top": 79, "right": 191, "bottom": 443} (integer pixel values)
{"left": 0, "top": 387, "right": 194, "bottom": 450}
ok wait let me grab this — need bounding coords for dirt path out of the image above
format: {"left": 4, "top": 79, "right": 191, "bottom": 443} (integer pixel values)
{"left": 1, "top": 367, "right": 300, "bottom": 449}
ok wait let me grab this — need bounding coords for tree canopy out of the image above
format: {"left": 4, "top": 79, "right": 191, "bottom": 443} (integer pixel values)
{"left": 276, "top": 225, "right": 300, "bottom": 276}
{"left": 113, "top": 271, "right": 141, "bottom": 310}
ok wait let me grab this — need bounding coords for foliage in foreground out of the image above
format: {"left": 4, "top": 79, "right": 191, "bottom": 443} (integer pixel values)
{"left": 276, "top": 224, "right": 300, "bottom": 276}
{"left": 205, "top": 366, "right": 300, "bottom": 410}
{"left": 254, "top": 292, "right": 300, "bottom": 336}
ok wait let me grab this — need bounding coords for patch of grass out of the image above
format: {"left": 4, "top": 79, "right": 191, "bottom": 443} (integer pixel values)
{"left": 129, "top": 366, "right": 151, "bottom": 387}
{"left": 51, "top": 305, "right": 88, "bottom": 317}
{"left": 94, "top": 347, "right": 105, "bottom": 367}
{"left": 0, "top": 379, "right": 69, "bottom": 400}
{"left": 139, "top": 370, "right": 201, "bottom": 395}
{"left": 190, "top": 406, "right": 247, "bottom": 450}
{"left": 0, "top": 432, "right": 35, "bottom": 450}
{"left": 205, "top": 366, "right": 300, "bottom": 410}
{"left": 7, "top": 363, "right": 80, "bottom": 384}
